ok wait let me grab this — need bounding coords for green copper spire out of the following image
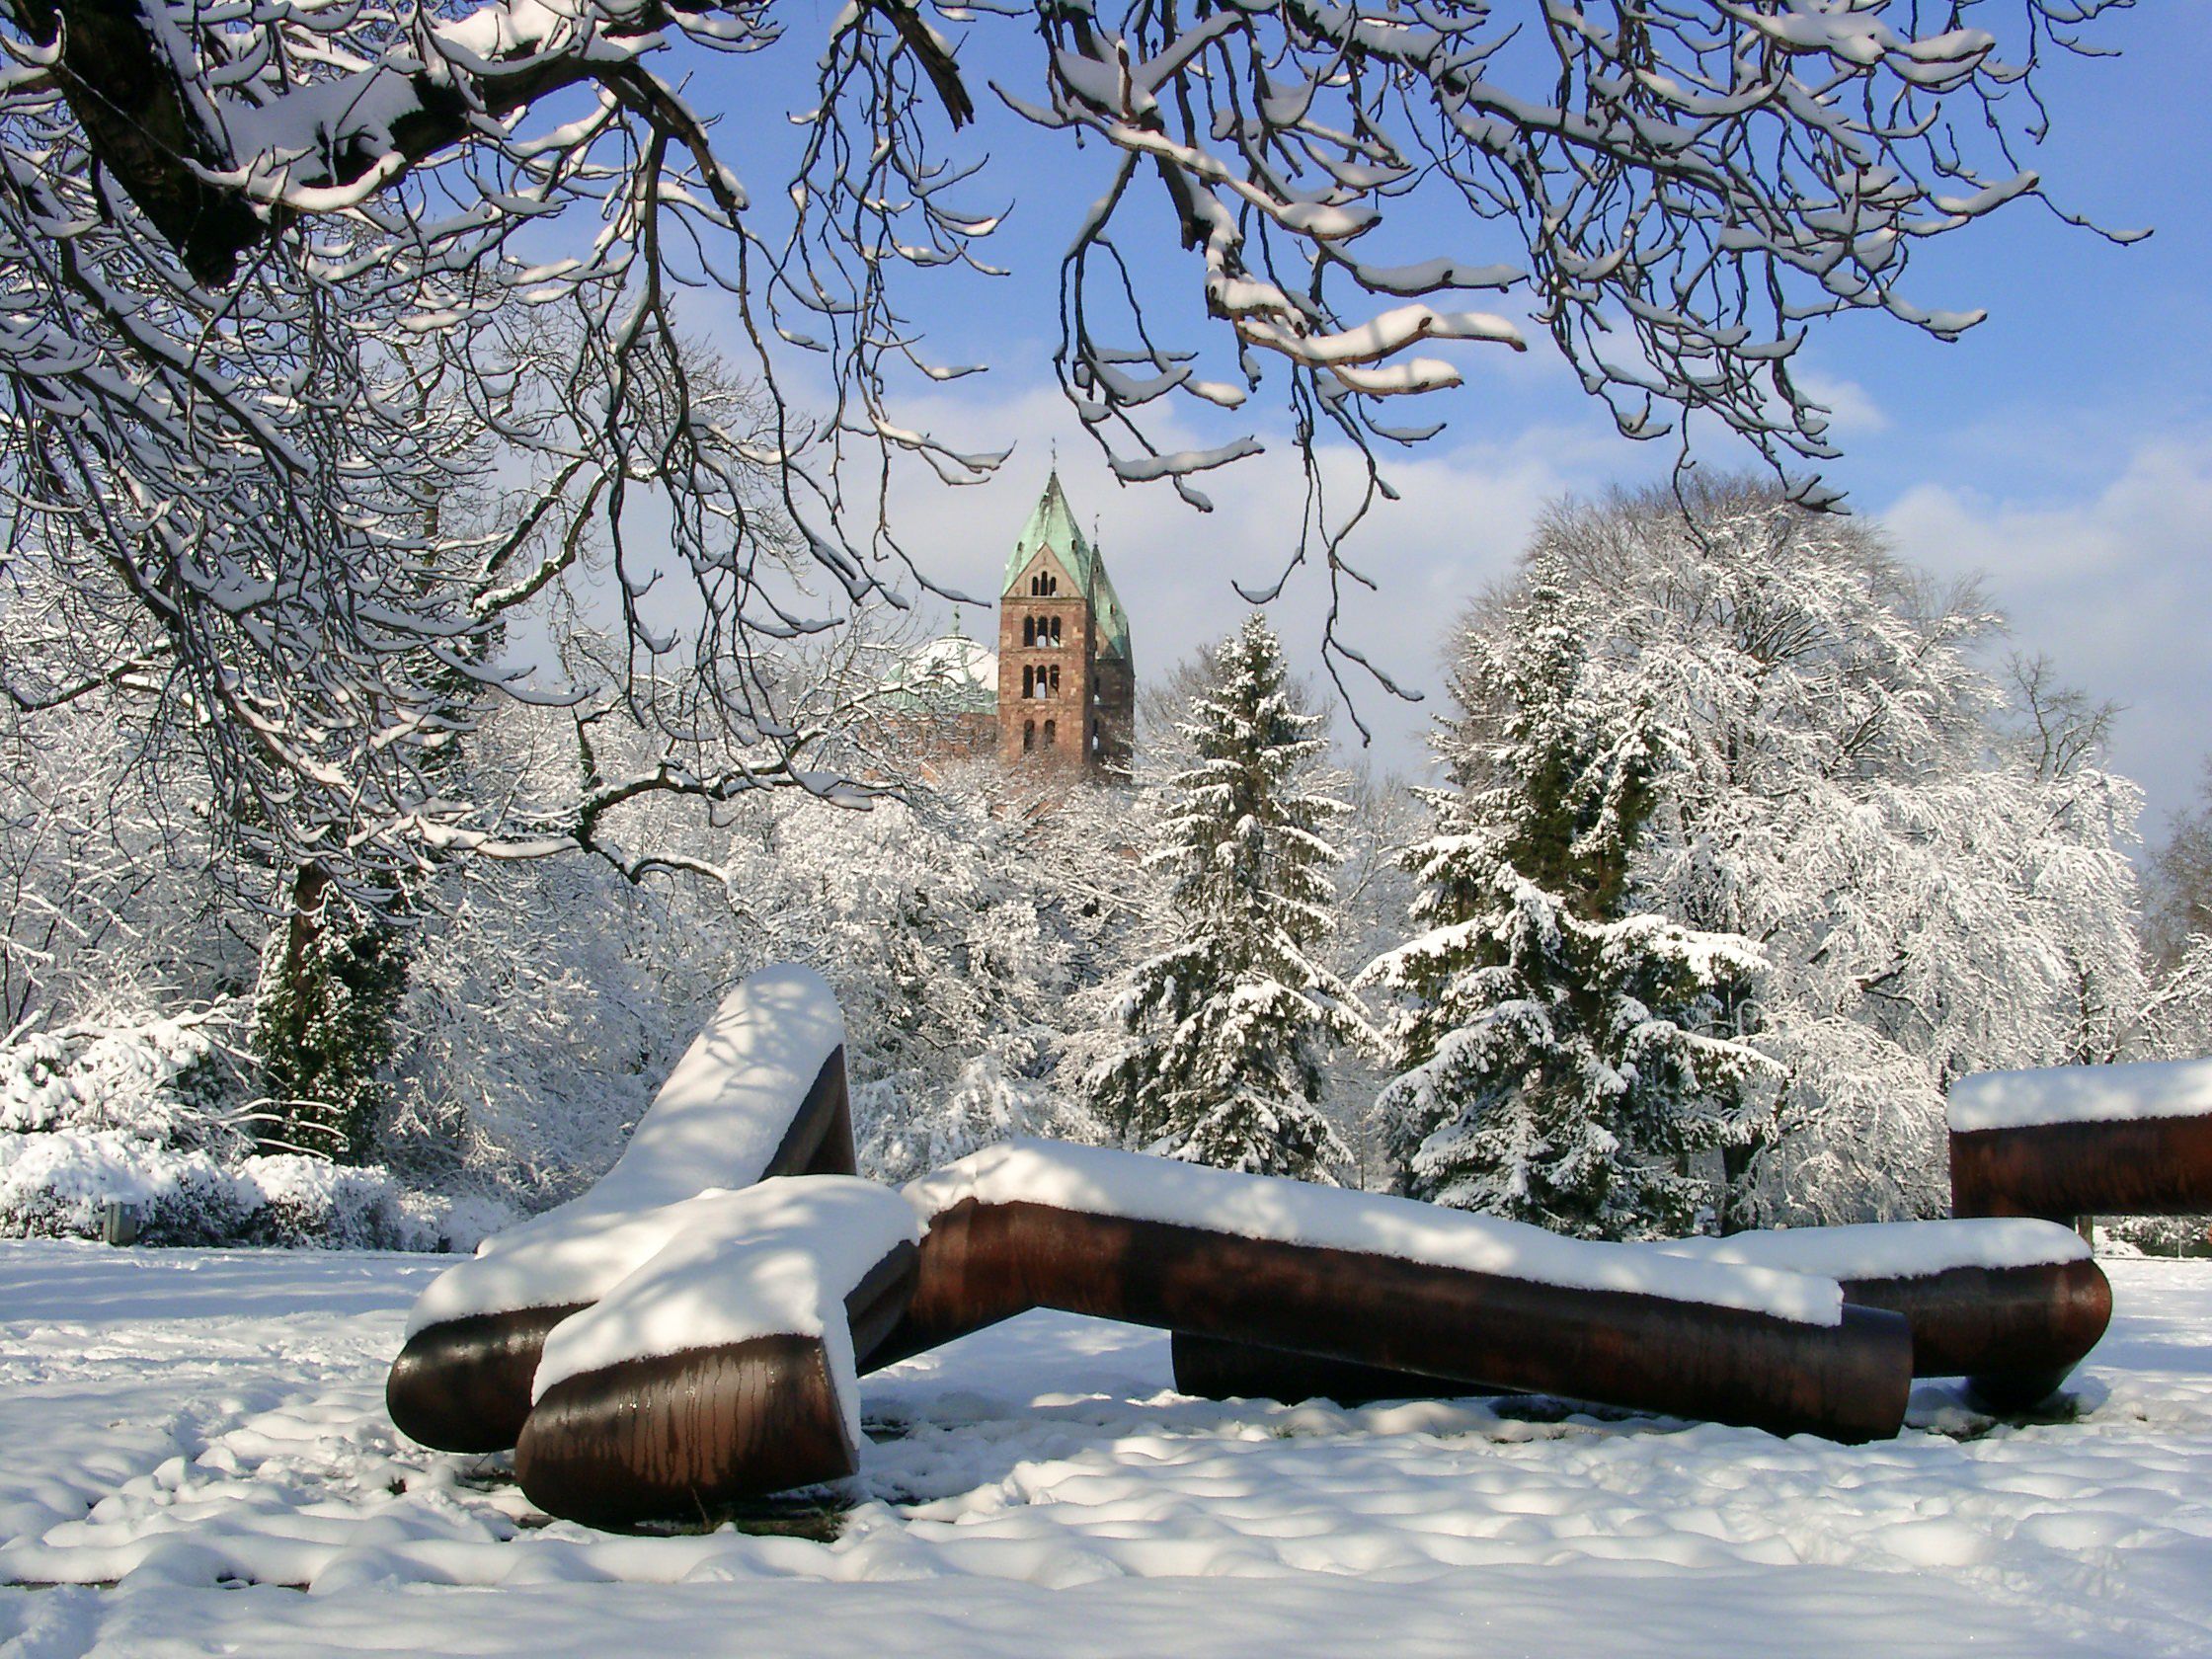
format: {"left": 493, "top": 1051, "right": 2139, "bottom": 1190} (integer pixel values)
{"left": 1002, "top": 469, "right": 1131, "bottom": 660}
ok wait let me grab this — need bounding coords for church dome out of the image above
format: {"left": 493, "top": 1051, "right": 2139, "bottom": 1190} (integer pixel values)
{"left": 884, "top": 630, "right": 999, "bottom": 715}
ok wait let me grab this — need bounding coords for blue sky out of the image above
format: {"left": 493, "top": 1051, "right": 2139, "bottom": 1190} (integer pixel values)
{"left": 678, "top": 5, "right": 2212, "bottom": 835}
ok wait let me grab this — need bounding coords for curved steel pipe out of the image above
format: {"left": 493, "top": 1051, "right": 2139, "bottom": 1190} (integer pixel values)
{"left": 1952, "top": 1114, "right": 2212, "bottom": 1222}
{"left": 1171, "top": 1256, "right": 2111, "bottom": 1415}
{"left": 872, "top": 1198, "right": 1913, "bottom": 1444}
{"left": 1854, "top": 1257, "right": 2112, "bottom": 1410}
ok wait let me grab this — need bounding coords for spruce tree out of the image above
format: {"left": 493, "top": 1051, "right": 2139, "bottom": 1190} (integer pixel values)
{"left": 1367, "top": 574, "right": 1772, "bottom": 1238}
{"left": 1094, "top": 615, "right": 1357, "bottom": 1182}
{"left": 251, "top": 864, "right": 409, "bottom": 1163}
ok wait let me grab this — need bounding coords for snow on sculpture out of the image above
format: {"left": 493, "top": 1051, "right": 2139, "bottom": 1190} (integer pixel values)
{"left": 515, "top": 1178, "right": 920, "bottom": 1529}
{"left": 1950, "top": 1058, "right": 2212, "bottom": 1223}
{"left": 883, "top": 1142, "right": 1911, "bottom": 1445}
{"left": 388, "top": 967, "right": 2127, "bottom": 1529}
{"left": 386, "top": 964, "right": 856, "bottom": 1452}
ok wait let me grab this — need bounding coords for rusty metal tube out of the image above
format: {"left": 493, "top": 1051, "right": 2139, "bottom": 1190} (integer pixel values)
{"left": 1951, "top": 1114, "right": 2212, "bottom": 1222}
{"left": 514, "top": 1239, "right": 917, "bottom": 1529}
{"left": 874, "top": 1198, "right": 1913, "bottom": 1444}
{"left": 1172, "top": 1255, "right": 2111, "bottom": 1415}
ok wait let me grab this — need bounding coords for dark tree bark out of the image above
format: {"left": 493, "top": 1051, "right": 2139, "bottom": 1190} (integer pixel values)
{"left": 8, "top": 0, "right": 968, "bottom": 286}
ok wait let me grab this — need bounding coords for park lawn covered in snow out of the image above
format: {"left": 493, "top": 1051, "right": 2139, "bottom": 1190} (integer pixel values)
{"left": 4, "top": 1242, "right": 2212, "bottom": 1657}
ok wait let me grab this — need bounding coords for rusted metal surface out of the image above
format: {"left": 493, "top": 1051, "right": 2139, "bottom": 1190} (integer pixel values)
{"left": 517, "top": 1333, "right": 855, "bottom": 1529}
{"left": 1172, "top": 1256, "right": 2113, "bottom": 1415}
{"left": 873, "top": 1199, "right": 1913, "bottom": 1444}
{"left": 1849, "top": 1257, "right": 2112, "bottom": 1410}
{"left": 385, "top": 1046, "right": 857, "bottom": 1456}
{"left": 386, "top": 1302, "right": 592, "bottom": 1454}
{"left": 1951, "top": 1114, "right": 2212, "bottom": 1222}
{"left": 769, "top": 1044, "right": 859, "bottom": 1182}
{"left": 514, "top": 1240, "right": 918, "bottom": 1528}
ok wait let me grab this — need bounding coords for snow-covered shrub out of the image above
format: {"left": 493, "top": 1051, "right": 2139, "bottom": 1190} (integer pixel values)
{"left": 0, "top": 1011, "right": 235, "bottom": 1144}
{"left": 380, "top": 850, "right": 708, "bottom": 1208}
{"left": 2101, "top": 1216, "right": 2212, "bottom": 1259}
{"left": 858, "top": 1047, "right": 1102, "bottom": 1183}
{"left": 0, "top": 1008, "right": 503, "bottom": 1248}
{"left": 0, "top": 684, "right": 261, "bottom": 1038}
{"left": 0, "top": 1124, "right": 508, "bottom": 1250}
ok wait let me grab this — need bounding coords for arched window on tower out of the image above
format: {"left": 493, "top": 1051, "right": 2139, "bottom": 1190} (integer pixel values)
{"left": 1050, "top": 615, "right": 1063, "bottom": 645}
{"left": 1021, "top": 665, "right": 1034, "bottom": 697}
{"left": 1022, "top": 616, "right": 1035, "bottom": 646}
{"left": 1043, "top": 719, "right": 1057, "bottom": 748}
{"left": 1049, "top": 664, "right": 1062, "bottom": 695}
{"left": 1023, "top": 720, "right": 1036, "bottom": 751}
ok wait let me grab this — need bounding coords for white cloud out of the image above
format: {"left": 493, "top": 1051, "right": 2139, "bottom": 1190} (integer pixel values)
{"left": 1882, "top": 432, "right": 2212, "bottom": 831}
{"left": 1795, "top": 371, "right": 1890, "bottom": 436}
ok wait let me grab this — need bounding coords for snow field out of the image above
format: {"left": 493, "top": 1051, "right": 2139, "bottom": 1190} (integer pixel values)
{"left": 7, "top": 1241, "right": 2212, "bottom": 1654}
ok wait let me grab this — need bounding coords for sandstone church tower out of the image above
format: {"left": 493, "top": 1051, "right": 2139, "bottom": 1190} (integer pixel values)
{"left": 997, "top": 471, "right": 1135, "bottom": 776}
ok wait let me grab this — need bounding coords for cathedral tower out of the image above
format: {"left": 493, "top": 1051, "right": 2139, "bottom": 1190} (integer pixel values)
{"left": 997, "top": 471, "right": 1135, "bottom": 777}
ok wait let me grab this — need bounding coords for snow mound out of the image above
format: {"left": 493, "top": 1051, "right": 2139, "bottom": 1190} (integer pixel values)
{"left": 906, "top": 1140, "right": 1844, "bottom": 1326}
{"left": 0, "top": 1128, "right": 467, "bottom": 1250}
{"left": 533, "top": 1175, "right": 918, "bottom": 1445}
{"left": 1948, "top": 1058, "right": 2212, "bottom": 1134}
{"left": 1655, "top": 1219, "right": 2090, "bottom": 1282}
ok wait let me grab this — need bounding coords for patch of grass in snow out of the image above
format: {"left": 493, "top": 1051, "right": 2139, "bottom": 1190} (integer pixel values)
{"left": 1916, "top": 1389, "right": 2093, "bottom": 1443}
{"left": 1485, "top": 1393, "right": 1674, "bottom": 1432}
{"left": 626, "top": 1493, "right": 852, "bottom": 1542}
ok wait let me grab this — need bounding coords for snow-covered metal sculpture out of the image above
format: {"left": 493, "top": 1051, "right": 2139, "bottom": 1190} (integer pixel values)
{"left": 386, "top": 964, "right": 857, "bottom": 1453}
{"left": 1176, "top": 1220, "right": 2111, "bottom": 1415}
{"left": 1950, "top": 1059, "right": 2212, "bottom": 1224}
{"left": 514, "top": 1178, "right": 919, "bottom": 1530}
{"left": 388, "top": 967, "right": 2121, "bottom": 1529}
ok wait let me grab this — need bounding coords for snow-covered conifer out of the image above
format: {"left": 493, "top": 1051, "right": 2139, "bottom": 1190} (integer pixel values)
{"left": 1368, "top": 576, "right": 1774, "bottom": 1238}
{"left": 1094, "top": 616, "right": 1358, "bottom": 1182}
{"left": 249, "top": 875, "right": 408, "bottom": 1164}
{"left": 1403, "top": 479, "right": 2154, "bottom": 1230}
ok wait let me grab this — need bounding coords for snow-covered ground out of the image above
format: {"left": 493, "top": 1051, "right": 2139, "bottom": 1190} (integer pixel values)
{"left": 6, "top": 1242, "right": 2212, "bottom": 1657}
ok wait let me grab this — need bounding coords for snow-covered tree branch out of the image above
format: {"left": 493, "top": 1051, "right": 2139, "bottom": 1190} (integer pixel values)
{"left": 0, "top": 0, "right": 2140, "bottom": 872}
